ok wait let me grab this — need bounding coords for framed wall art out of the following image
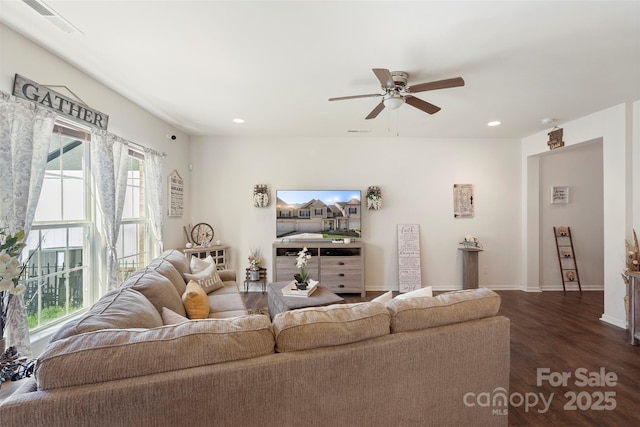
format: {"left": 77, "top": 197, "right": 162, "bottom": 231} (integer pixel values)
{"left": 551, "top": 186, "right": 569, "bottom": 204}
{"left": 168, "top": 170, "right": 184, "bottom": 217}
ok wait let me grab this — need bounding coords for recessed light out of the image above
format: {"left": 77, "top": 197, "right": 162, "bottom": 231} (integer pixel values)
{"left": 487, "top": 121, "right": 502, "bottom": 127}
{"left": 541, "top": 118, "right": 555, "bottom": 124}
{"left": 233, "top": 118, "right": 245, "bottom": 124}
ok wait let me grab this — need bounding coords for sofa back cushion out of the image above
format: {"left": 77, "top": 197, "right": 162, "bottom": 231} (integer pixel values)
{"left": 272, "top": 302, "right": 390, "bottom": 352}
{"left": 35, "top": 315, "right": 275, "bottom": 390}
{"left": 156, "top": 249, "right": 190, "bottom": 276}
{"left": 50, "top": 287, "right": 163, "bottom": 341}
{"left": 146, "top": 258, "right": 187, "bottom": 296}
{"left": 123, "top": 269, "right": 187, "bottom": 317}
{"left": 385, "top": 287, "right": 501, "bottom": 333}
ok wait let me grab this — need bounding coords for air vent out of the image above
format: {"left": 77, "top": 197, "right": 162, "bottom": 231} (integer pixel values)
{"left": 23, "top": 0, "right": 54, "bottom": 16}
{"left": 22, "top": 0, "right": 82, "bottom": 34}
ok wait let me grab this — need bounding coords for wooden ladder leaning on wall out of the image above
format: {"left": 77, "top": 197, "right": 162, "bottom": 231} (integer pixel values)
{"left": 553, "top": 226, "right": 582, "bottom": 292}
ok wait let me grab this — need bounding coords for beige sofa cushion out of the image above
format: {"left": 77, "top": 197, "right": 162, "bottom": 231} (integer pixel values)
{"left": 208, "top": 292, "right": 247, "bottom": 314}
{"left": 146, "top": 257, "right": 187, "bottom": 296}
{"left": 272, "top": 302, "right": 390, "bottom": 352}
{"left": 385, "top": 287, "right": 501, "bottom": 333}
{"left": 123, "top": 269, "right": 186, "bottom": 317}
{"left": 156, "top": 249, "right": 190, "bottom": 276}
{"left": 35, "top": 315, "right": 275, "bottom": 390}
{"left": 50, "top": 288, "right": 163, "bottom": 341}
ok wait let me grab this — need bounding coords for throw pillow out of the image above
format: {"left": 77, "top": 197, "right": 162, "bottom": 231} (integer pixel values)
{"left": 161, "top": 307, "right": 189, "bottom": 325}
{"left": 395, "top": 286, "right": 433, "bottom": 300}
{"left": 190, "top": 255, "right": 215, "bottom": 274}
{"left": 183, "top": 262, "right": 224, "bottom": 294}
{"left": 371, "top": 291, "right": 393, "bottom": 304}
{"left": 182, "top": 280, "right": 210, "bottom": 319}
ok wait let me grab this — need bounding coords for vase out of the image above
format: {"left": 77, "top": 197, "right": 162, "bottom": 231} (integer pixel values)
{"left": 249, "top": 265, "right": 260, "bottom": 281}
{"left": 295, "top": 281, "right": 308, "bottom": 290}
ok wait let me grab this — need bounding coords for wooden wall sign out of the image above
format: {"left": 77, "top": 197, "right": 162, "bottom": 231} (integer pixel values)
{"left": 453, "top": 184, "right": 474, "bottom": 218}
{"left": 397, "top": 224, "right": 422, "bottom": 293}
{"left": 547, "top": 127, "right": 564, "bottom": 150}
{"left": 168, "top": 170, "right": 184, "bottom": 217}
{"left": 12, "top": 74, "right": 109, "bottom": 130}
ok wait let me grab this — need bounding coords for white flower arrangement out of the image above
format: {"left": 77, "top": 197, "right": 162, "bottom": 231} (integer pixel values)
{"left": 366, "top": 186, "right": 382, "bottom": 210}
{"left": 461, "top": 235, "right": 481, "bottom": 248}
{"left": 295, "top": 247, "right": 312, "bottom": 283}
{"left": 0, "top": 229, "right": 27, "bottom": 341}
{"left": 253, "top": 185, "right": 270, "bottom": 207}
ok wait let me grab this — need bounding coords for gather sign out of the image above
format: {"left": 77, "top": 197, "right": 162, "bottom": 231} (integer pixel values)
{"left": 12, "top": 74, "right": 109, "bottom": 130}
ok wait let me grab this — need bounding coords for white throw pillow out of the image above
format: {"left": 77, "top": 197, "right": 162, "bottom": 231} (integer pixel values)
{"left": 183, "top": 262, "right": 224, "bottom": 294}
{"left": 371, "top": 291, "right": 393, "bottom": 304}
{"left": 190, "top": 255, "right": 215, "bottom": 274}
{"left": 395, "top": 286, "right": 433, "bottom": 300}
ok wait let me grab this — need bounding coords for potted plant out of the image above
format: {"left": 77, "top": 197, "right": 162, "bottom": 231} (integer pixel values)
{"left": 248, "top": 249, "right": 262, "bottom": 281}
{"left": 294, "top": 247, "right": 312, "bottom": 290}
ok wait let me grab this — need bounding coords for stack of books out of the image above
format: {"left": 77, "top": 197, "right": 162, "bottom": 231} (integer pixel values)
{"left": 281, "top": 279, "right": 319, "bottom": 297}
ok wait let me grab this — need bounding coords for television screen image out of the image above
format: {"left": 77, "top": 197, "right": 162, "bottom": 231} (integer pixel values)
{"left": 276, "top": 190, "right": 362, "bottom": 239}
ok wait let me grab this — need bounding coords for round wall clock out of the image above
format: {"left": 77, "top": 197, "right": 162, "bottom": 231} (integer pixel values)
{"left": 191, "top": 223, "right": 214, "bottom": 246}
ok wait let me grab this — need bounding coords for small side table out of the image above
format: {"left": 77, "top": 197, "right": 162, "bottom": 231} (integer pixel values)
{"left": 459, "top": 247, "right": 483, "bottom": 289}
{"left": 244, "top": 267, "right": 267, "bottom": 293}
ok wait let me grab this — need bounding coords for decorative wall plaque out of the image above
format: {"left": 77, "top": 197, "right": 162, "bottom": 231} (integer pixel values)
{"left": 168, "top": 170, "right": 184, "bottom": 217}
{"left": 547, "top": 127, "right": 564, "bottom": 150}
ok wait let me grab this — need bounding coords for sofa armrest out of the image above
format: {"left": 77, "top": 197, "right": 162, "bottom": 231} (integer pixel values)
{"left": 218, "top": 269, "right": 236, "bottom": 282}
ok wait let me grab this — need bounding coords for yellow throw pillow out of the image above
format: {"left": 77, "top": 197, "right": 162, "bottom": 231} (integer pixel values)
{"left": 182, "top": 280, "right": 210, "bottom": 319}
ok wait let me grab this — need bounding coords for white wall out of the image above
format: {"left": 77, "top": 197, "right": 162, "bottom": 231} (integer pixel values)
{"left": 538, "top": 140, "right": 604, "bottom": 290}
{"left": 522, "top": 103, "right": 634, "bottom": 328}
{"left": 190, "top": 136, "right": 522, "bottom": 291}
{"left": 0, "top": 25, "right": 191, "bottom": 249}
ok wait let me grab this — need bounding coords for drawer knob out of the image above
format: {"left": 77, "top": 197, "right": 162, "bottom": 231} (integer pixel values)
{"left": 338, "top": 273, "right": 345, "bottom": 277}
{"left": 338, "top": 262, "right": 345, "bottom": 265}
{"left": 339, "top": 284, "right": 345, "bottom": 288}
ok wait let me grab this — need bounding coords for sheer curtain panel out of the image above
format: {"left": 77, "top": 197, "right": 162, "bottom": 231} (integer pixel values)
{"left": 91, "top": 129, "right": 129, "bottom": 291}
{"left": 0, "top": 91, "right": 56, "bottom": 356}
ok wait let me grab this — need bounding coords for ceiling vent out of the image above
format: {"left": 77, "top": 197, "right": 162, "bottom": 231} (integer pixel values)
{"left": 22, "top": 0, "right": 83, "bottom": 34}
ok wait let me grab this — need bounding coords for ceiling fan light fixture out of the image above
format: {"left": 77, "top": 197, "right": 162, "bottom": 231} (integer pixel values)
{"left": 383, "top": 94, "right": 404, "bottom": 110}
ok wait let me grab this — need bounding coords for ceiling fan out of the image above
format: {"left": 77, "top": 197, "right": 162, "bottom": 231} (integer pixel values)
{"left": 329, "top": 68, "right": 464, "bottom": 120}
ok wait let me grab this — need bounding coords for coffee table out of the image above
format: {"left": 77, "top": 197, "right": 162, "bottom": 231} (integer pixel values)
{"left": 267, "top": 281, "right": 344, "bottom": 320}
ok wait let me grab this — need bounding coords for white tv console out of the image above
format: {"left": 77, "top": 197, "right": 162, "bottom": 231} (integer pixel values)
{"left": 272, "top": 242, "right": 365, "bottom": 297}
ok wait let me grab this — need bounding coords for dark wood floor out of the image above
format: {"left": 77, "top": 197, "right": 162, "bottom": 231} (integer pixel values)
{"left": 241, "top": 289, "right": 640, "bottom": 426}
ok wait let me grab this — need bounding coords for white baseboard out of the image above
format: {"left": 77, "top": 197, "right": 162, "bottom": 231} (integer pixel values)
{"left": 600, "top": 313, "right": 627, "bottom": 330}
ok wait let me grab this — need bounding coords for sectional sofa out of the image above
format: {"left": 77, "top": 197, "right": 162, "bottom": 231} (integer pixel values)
{"left": 0, "top": 249, "right": 510, "bottom": 426}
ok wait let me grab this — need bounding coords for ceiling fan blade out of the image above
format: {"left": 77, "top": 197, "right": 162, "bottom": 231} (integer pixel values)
{"left": 365, "top": 101, "right": 385, "bottom": 120}
{"left": 408, "top": 77, "right": 465, "bottom": 93}
{"left": 328, "top": 93, "right": 381, "bottom": 101}
{"left": 405, "top": 96, "right": 441, "bottom": 115}
{"left": 372, "top": 68, "right": 395, "bottom": 89}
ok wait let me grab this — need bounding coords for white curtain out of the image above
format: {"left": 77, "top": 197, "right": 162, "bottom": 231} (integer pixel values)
{"left": 91, "top": 129, "right": 129, "bottom": 291}
{"left": 143, "top": 147, "right": 165, "bottom": 257}
{"left": 0, "top": 91, "right": 56, "bottom": 356}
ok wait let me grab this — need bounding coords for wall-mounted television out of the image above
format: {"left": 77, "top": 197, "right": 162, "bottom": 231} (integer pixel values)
{"left": 276, "top": 190, "right": 362, "bottom": 239}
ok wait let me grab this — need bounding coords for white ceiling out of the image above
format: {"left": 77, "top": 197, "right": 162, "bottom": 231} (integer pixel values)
{"left": 1, "top": 0, "right": 639, "bottom": 139}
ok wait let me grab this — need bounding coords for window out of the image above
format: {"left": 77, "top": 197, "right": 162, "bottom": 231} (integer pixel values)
{"left": 24, "top": 120, "right": 152, "bottom": 332}
{"left": 299, "top": 210, "right": 310, "bottom": 218}
{"left": 314, "top": 208, "right": 323, "bottom": 216}
{"left": 348, "top": 207, "right": 358, "bottom": 215}
{"left": 25, "top": 122, "right": 92, "bottom": 330}
{"left": 116, "top": 150, "right": 150, "bottom": 282}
